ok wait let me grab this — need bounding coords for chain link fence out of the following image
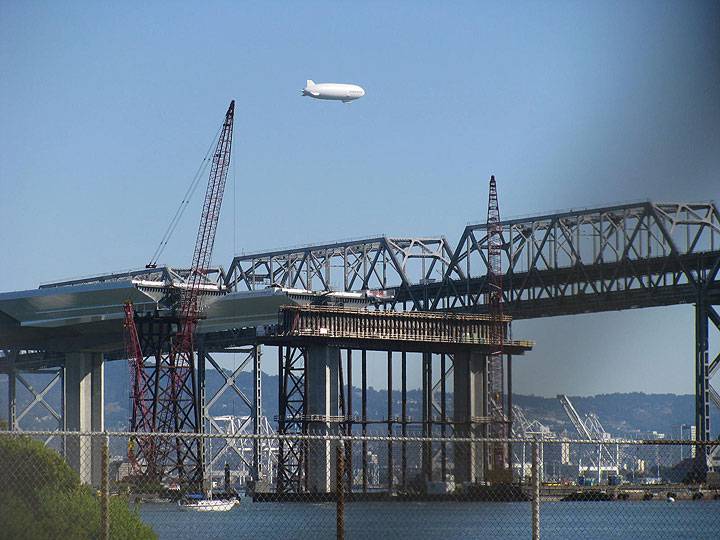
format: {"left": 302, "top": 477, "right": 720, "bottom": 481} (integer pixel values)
{"left": 1, "top": 431, "right": 718, "bottom": 539}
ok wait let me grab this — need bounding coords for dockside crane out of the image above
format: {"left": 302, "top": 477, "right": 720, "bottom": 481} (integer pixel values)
{"left": 123, "top": 101, "right": 235, "bottom": 486}
{"left": 510, "top": 405, "right": 556, "bottom": 481}
{"left": 557, "top": 394, "right": 593, "bottom": 440}
{"left": 557, "top": 394, "right": 620, "bottom": 480}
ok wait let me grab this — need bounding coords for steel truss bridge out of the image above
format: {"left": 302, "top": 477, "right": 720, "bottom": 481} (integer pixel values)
{"left": 224, "top": 201, "right": 720, "bottom": 444}
{"left": 2, "top": 200, "right": 719, "bottom": 490}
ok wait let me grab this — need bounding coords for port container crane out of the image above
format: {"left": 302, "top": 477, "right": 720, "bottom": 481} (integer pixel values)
{"left": 557, "top": 394, "right": 620, "bottom": 480}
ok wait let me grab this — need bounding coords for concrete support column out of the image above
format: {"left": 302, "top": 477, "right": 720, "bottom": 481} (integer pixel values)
{"left": 453, "top": 351, "right": 486, "bottom": 484}
{"left": 65, "top": 352, "right": 104, "bottom": 486}
{"left": 91, "top": 356, "right": 104, "bottom": 487}
{"left": 305, "top": 345, "right": 339, "bottom": 493}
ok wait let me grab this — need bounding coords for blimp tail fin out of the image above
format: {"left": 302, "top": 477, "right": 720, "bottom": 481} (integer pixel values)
{"left": 306, "top": 79, "right": 316, "bottom": 88}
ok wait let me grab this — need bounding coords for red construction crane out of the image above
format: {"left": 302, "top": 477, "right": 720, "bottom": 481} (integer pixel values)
{"left": 175, "top": 99, "right": 234, "bottom": 349}
{"left": 123, "top": 100, "right": 235, "bottom": 485}
{"left": 161, "top": 99, "right": 234, "bottom": 483}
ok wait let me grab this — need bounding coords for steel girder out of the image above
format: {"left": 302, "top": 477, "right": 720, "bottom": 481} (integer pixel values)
{"left": 224, "top": 236, "right": 454, "bottom": 310}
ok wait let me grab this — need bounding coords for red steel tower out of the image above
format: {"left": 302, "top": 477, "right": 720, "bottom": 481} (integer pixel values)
{"left": 486, "top": 174, "right": 507, "bottom": 471}
{"left": 124, "top": 301, "right": 157, "bottom": 477}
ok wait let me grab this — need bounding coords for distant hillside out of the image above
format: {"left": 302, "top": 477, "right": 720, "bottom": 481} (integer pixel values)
{"left": 2, "top": 360, "right": 716, "bottom": 439}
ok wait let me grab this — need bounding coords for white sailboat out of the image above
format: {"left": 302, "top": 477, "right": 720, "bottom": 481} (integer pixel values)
{"left": 179, "top": 439, "right": 238, "bottom": 512}
{"left": 179, "top": 497, "right": 237, "bottom": 512}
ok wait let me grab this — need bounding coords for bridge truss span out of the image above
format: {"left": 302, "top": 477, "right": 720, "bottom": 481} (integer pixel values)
{"left": 421, "top": 201, "right": 720, "bottom": 316}
{"left": 224, "top": 236, "right": 454, "bottom": 309}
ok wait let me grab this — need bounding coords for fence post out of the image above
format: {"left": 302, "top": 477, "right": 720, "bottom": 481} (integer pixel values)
{"left": 336, "top": 440, "right": 345, "bottom": 540}
{"left": 100, "top": 434, "right": 110, "bottom": 540}
{"left": 532, "top": 438, "right": 540, "bottom": 540}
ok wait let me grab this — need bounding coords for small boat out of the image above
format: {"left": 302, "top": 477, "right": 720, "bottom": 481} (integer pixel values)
{"left": 179, "top": 442, "right": 238, "bottom": 512}
{"left": 179, "top": 497, "right": 238, "bottom": 512}
{"left": 143, "top": 497, "right": 171, "bottom": 504}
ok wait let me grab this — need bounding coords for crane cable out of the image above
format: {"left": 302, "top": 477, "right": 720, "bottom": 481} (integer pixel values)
{"left": 147, "top": 125, "right": 222, "bottom": 268}
{"left": 232, "top": 128, "right": 238, "bottom": 255}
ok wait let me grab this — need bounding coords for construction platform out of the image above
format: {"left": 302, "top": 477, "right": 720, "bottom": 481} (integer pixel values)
{"left": 262, "top": 304, "right": 533, "bottom": 354}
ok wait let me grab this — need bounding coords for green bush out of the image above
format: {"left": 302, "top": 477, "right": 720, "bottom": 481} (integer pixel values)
{"left": 0, "top": 435, "right": 156, "bottom": 540}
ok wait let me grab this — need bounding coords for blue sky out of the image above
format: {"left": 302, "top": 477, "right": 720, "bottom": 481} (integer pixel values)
{"left": 1, "top": 1, "right": 718, "bottom": 397}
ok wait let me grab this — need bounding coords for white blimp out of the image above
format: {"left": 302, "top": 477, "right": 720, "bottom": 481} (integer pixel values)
{"left": 302, "top": 80, "right": 365, "bottom": 103}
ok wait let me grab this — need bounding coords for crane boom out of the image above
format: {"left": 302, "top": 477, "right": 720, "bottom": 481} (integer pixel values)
{"left": 557, "top": 394, "right": 593, "bottom": 439}
{"left": 179, "top": 100, "right": 235, "bottom": 340}
{"left": 558, "top": 394, "right": 620, "bottom": 475}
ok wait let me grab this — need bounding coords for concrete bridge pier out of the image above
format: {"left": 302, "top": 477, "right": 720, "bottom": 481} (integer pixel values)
{"left": 305, "top": 345, "right": 339, "bottom": 493}
{"left": 64, "top": 352, "right": 104, "bottom": 487}
{"left": 453, "top": 350, "right": 487, "bottom": 484}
